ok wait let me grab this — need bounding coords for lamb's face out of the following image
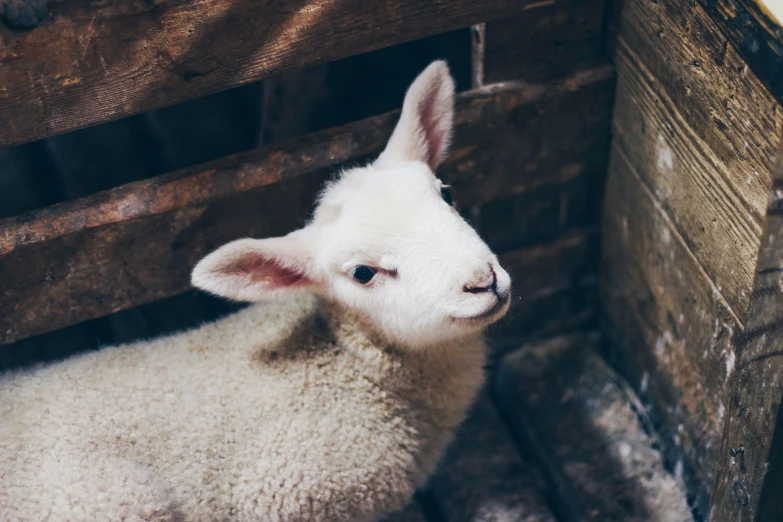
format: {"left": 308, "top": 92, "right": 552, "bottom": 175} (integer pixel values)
{"left": 308, "top": 161, "right": 510, "bottom": 346}
{"left": 191, "top": 60, "right": 511, "bottom": 348}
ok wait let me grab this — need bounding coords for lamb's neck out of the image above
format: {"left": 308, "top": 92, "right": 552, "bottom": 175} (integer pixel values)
{"left": 319, "top": 299, "right": 487, "bottom": 422}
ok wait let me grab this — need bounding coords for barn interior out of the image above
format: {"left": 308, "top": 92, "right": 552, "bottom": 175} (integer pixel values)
{"left": 2, "top": 1, "right": 783, "bottom": 520}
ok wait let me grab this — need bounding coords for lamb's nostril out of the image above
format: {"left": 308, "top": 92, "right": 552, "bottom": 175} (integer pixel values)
{"left": 464, "top": 267, "right": 496, "bottom": 294}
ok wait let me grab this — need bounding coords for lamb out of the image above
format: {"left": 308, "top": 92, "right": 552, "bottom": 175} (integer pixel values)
{"left": 0, "top": 61, "right": 512, "bottom": 522}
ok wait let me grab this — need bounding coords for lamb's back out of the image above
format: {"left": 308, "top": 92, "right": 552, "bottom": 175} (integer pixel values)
{"left": 0, "top": 295, "right": 429, "bottom": 521}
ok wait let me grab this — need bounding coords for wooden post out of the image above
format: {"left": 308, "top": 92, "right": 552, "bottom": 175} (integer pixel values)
{"left": 710, "top": 139, "right": 783, "bottom": 520}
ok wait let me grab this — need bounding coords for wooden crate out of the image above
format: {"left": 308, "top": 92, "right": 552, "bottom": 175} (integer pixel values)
{"left": 1, "top": 0, "right": 782, "bottom": 520}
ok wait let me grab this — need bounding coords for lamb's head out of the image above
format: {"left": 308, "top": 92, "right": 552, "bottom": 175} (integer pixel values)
{"left": 192, "top": 61, "right": 511, "bottom": 348}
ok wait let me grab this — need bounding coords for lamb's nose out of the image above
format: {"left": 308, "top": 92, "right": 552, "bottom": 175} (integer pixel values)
{"left": 464, "top": 266, "right": 496, "bottom": 293}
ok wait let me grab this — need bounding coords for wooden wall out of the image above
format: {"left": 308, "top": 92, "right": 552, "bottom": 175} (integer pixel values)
{"left": 0, "top": 28, "right": 474, "bottom": 368}
{"left": 475, "top": 0, "right": 609, "bottom": 350}
{"left": 602, "top": 0, "right": 783, "bottom": 516}
{"left": 0, "top": 1, "right": 613, "bottom": 383}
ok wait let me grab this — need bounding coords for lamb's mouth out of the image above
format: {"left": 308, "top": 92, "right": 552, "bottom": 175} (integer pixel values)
{"left": 458, "top": 292, "right": 511, "bottom": 322}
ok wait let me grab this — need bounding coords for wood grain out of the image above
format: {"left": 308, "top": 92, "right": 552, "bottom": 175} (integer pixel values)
{"left": 483, "top": 0, "right": 605, "bottom": 83}
{"left": 608, "top": 0, "right": 782, "bottom": 202}
{"left": 430, "top": 392, "right": 556, "bottom": 522}
{"left": 0, "top": 67, "right": 614, "bottom": 346}
{"left": 495, "top": 334, "right": 693, "bottom": 522}
{"left": 606, "top": 1, "right": 783, "bottom": 516}
{"left": 477, "top": 0, "right": 609, "bottom": 251}
{"left": 480, "top": 165, "right": 604, "bottom": 253}
{"left": 697, "top": 0, "right": 783, "bottom": 104}
{"left": 709, "top": 150, "right": 783, "bottom": 520}
{"left": 0, "top": 0, "right": 548, "bottom": 147}
{"left": 601, "top": 145, "right": 744, "bottom": 516}
{"left": 608, "top": 0, "right": 782, "bottom": 320}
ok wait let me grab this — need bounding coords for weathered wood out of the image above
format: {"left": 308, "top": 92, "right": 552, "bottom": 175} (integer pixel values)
{"left": 480, "top": 170, "right": 602, "bottom": 253}
{"left": 489, "top": 229, "right": 599, "bottom": 349}
{"left": 601, "top": 145, "right": 744, "bottom": 516}
{"left": 608, "top": 0, "right": 782, "bottom": 320}
{"left": 0, "top": 0, "right": 552, "bottom": 148}
{"left": 709, "top": 147, "right": 783, "bottom": 520}
{"left": 489, "top": 283, "right": 597, "bottom": 351}
{"left": 0, "top": 289, "right": 242, "bottom": 372}
{"left": 0, "top": 67, "right": 613, "bottom": 346}
{"left": 475, "top": 0, "right": 609, "bottom": 252}
{"left": 499, "top": 229, "right": 597, "bottom": 306}
{"left": 495, "top": 334, "right": 693, "bottom": 522}
{"left": 483, "top": 0, "right": 605, "bottom": 83}
{"left": 697, "top": 0, "right": 783, "bottom": 104}
{"left": 430, "top": 392, "right": 556, "bottom": 522}
{"left": 606, "top": 0, "right": 781, "bottom": 204}
{"left": 256, "top": 27, "right": 471, "bottom": 145}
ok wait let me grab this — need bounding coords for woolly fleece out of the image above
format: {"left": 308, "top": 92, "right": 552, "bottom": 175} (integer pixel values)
{"left": 0, "top": 295, "right": 487, "bottom": 521}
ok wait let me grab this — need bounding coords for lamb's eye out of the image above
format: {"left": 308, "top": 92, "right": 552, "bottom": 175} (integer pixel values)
{"left": 440, "top": 186, "right": 453, "bottom": 206}
{"left": 352, "top": 265, "right": 377, "bottom": 284}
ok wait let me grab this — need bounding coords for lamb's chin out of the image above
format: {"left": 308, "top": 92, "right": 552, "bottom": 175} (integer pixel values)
{"left": 452, "top": 294, "right": 511, "bottom": 327}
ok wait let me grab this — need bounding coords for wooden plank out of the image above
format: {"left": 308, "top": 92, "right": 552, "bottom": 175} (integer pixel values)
{"left": 0, "top": 0, "right": 551, "bottom": 148}
{"left": 257, "top": 27, "right": 471, "bottom": 142}
{"left": 476, "top": 0, "right": 608, "bottom": 250}
{"left": 709, "top": 148, "right": 783, "bottom": 520}
{"left": 489, "top": 229, "right": 599, "bottom": 349}
{"left": 0, "top": 66, "right": 613, "bottom": 346}
{"left": 606, "top": 0, "right": 781, "bottom": 201}
{"left": 495, "top": 334, "right": 693, "bottom": 522}
{"left": 697, "top": 0, "right": 783, "bottom": 104}
{"left": 444, "top": 65, "right": 612, "bottom": 207}
{"left": 499, "top": 229, "right": 597, "bottom": 309}
{"left": 480, "top": 168, "right": 603, "bottom": 253}
{"left": 482, "top": 0, "right": 605, "bottom": 83}
{"left": 601, "top": 145, "right": 744, "bottom": 516}
{"left": 0, "top": 289, "right": 242, "bottom": 372}
{"left": 430, "top": 392, "right": 556, "bottom": 522}
{"left": 608, "top": 0, "right": 783, "bottom": 320}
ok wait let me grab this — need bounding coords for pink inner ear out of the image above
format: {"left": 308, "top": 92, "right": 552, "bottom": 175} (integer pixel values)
{"left": 226, "top": 251, "right": 310, "bottom": 291}
{"left": 417, "top": 82, "right": 447, "bottom": 170}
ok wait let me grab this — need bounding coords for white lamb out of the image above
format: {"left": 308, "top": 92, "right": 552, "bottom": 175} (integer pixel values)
{"left": 0, "top": 61, "right": 512, "bottom": 522}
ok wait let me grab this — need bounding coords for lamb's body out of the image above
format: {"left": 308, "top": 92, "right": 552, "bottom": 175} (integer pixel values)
{"left": 1, "top": 61, "right": 511, "bottom": 521}
{"left": 1, "top": 295, "right": 486, "bottom": 521}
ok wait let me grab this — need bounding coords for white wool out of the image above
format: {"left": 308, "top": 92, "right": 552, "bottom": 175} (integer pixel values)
{"left": 1, "top": 61, "right": 511, "bottom": 522}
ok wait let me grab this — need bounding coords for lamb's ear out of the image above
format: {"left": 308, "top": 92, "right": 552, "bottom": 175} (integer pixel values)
{"left": 191, "top": 231, "right": 318, "bottom": 301}
{"left": 377, "top": 60, "right": 455, "bottom": 171}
